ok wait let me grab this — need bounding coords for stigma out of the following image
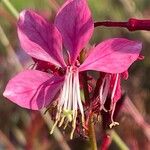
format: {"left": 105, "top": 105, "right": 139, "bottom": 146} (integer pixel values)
{"left": 50, "top": 66, "right": 84, "bottom": 139}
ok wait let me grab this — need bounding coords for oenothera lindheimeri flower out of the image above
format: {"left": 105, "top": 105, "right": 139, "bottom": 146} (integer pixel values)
{"left": 3, "top": 0, "right": 142, "bottom": 138}
{"left": 99, "top": 72, "right": 128, "bottom": 128}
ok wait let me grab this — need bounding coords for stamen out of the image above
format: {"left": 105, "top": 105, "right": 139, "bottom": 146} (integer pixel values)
{"left": 111, "top": 74, "right": 119, "bottom": 105}
{"left": 70, "top": 111, "right": 77, "bottom": 139}
{"left": 59, "top": 69, "right": 69, "bottom": 107}
{"left": 75, "top": 71, "right": 85, "bottom": 123}
{"left": 50, "top": 106, "right": 62, "bottom": 134}
{"left": 50, "top": 117, "right": 59, "bottom": 134}
{"left": 99, "top": 74, "right": 111, "bottom": 112}
{"left": 109, "top": 102, "right": 119, "bottom": 128}
{"left": 68, "top": 72, "right": 73, "bottom": 110}
{"left": 58, "top": 116, "right": 65, "bottom": 127}
{"left": 63, "top": 119, "right": 69, "bottom": 129}
{"left": 63, "top": 71, "right": 71, "bottom": 110}
{"left": 50, "top": 66, "right": 84, "bottom": 139}
{"left": 72, "top": 74, "right": 77, "bottom": 117}
{"left": 109, "top": 74, "right": 120, "bottom": 128}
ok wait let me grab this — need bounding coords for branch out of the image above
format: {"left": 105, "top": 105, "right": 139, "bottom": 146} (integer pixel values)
{"left": 94, "top": 19, "right": 150, "bottom": 31}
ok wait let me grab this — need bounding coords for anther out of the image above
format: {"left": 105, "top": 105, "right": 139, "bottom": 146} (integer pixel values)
{"left": 109, "top": 102, "right": 119, "bottom": 128}
{"left": 51, "top": 66, "right": 84, "bottom": 139}
{"left": 58, "top": 116, "right": 65, "bottom": 127}
{"left": 50, "top": 119, "right": 59, "bottom": 134}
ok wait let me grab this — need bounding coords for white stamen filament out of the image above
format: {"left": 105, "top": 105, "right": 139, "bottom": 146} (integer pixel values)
{"left": 99, "top": 74, "right": 120, "bottom": 128}
{"left": 99, "top": 74, "right": 111, "bottom": 112}
{"left": 109, "top": 102, "right": 119, "bottom": 128}
{"left": 50, "top": 66, "right": 84, "bottom": 139}
{"left": 75, "top": 71, "right": 84, "bottom": 123}
{"left": 109, "top": 73, "right": 119, "bottom": 128}
{"left": 111, "top": 73, "right": 119, "bottom": 103}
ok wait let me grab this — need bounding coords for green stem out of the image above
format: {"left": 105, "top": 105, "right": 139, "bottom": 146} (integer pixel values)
{"left": 81, "top": 72, "right": 97, "bottom": 149}
{"left": 81, "top": 71, "right": 97, "bottom": 149}
{"left": 88, "top": 114, "right": 97, "bottom": 150}
{"left": 1, "top": 0, "right": 19, "bottom": 19}
{"left": 111, "top": 130, "right": 129, "bottom": 150}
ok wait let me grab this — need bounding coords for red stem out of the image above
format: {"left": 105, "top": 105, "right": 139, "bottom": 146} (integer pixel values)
{"left": 94, "top": 18, "right": 150, "bottom": 31}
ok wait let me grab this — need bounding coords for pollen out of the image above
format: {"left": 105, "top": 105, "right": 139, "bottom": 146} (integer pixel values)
{"left": 50, "top": 66, "right": 85, "bottom": 139}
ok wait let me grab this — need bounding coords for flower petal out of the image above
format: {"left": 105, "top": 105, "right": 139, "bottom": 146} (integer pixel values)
{"left": 55, "top": 0, "right": 94, "bottom": 64}
{"left": 18, "top": 10, "right": 66, "bottom": 67}
{"left": 3, "top": 70, "right": 64, "bottom": 110}
{"left": 79, "top": 38, "right": 142, "bottom": 73}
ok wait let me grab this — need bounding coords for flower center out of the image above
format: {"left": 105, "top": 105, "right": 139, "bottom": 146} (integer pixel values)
{"left": 50, "top": 66, "right": 84, "bottom": 139}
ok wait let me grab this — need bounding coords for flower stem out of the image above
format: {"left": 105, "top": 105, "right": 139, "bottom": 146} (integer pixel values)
{"left": 111, "top": 130, "right": 129, "bottom": 150}
{"left": 94, "top": 19, "right": 150, "bottom": 31}
{"left": 88, "top": 114, "right": 97, "bottom": 150}
{"left": 1, "top": 0, "right": 19, "bottom": 19}
{"left": 81, "top": 72, "right": 97, "bottom": 150}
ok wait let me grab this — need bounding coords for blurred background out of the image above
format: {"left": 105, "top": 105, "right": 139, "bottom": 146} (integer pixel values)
{"left": 0, "top": 0, "right": 150, "bottom": 149}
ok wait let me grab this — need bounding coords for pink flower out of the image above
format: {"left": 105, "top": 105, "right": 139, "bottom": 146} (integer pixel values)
{"left": 99, "top": 72, "right": 128, "bottom": 128}
{"left": 3, "top": 0, "right": 142, "bottom": 138}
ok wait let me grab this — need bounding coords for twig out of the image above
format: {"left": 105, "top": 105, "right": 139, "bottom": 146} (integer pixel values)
{"left": 119, "top": 0, "right": 150, "bottom": 42}
{"left": 94, "top": 19, "right": 150, "bottom": 31}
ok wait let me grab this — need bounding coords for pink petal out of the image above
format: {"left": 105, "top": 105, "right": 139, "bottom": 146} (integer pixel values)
{"left": 18, "top": 10, "right": 66, "bottom": 67}
{"left": 55, "top": 0, "right": 94, "bottom": 64}
{"left": 3, "top": 70, "right": 64, "bottom": 110}
{"left": 79, "top": 38, "right": 142, "bottom": 73}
